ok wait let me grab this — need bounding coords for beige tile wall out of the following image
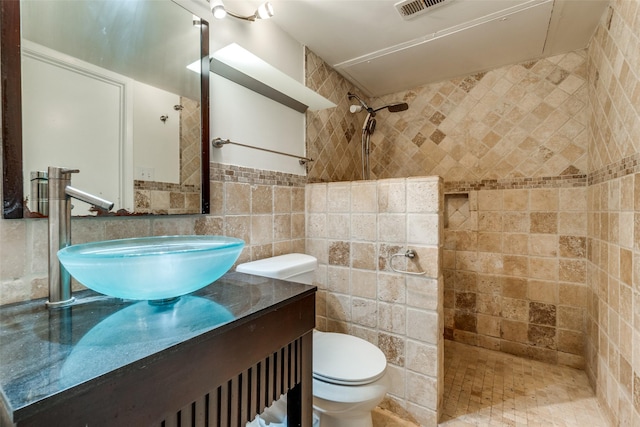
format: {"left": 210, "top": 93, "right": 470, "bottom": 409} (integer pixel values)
{"left": 0, "top": 165, "right": 305, "bottom": 306}
{"left": 306, "top": 50, "right": 589, "bottom": 183}
{"left": 585, "top": 1, "right": 640, "bottom": 425}
{"left": 443, "top": 186, "right": 587, "bottom": 367}
{"left": 305, "top": 48, "right": 369, "bottom": 183}
{"left": 305, "top": 43, "right": 592, "bottom": 371}
{"left": 586, "top": 175, "right": 638, "bottom": 426}
{"left": 180, "top": 97, "right": 202, "bottom": 188}
{"left": 306, "top": 177, "right": 444, "bottom": 426}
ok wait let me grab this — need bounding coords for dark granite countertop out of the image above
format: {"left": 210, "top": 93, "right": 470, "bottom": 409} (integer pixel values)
{"left": 0, "top": 272, "right": 316, "bottom": 424}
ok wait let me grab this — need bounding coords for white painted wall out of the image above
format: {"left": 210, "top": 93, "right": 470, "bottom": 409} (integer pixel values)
{"left": 210, "top": 74, "right": 306, "bottom": 175}
{"left": 179, "top": 0, "right": 308, "bottom": 176}
{"left": 133, "top": 81, "right": 181, "bottom": 183}
{"left": 22, "top": 42, "right": 185, "bottom": 215}
{"left": 21, "top": 43, "right": 132, "bottom": 215}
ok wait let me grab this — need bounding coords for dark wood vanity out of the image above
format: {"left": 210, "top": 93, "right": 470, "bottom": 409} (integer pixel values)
{"left": 0, "top": 273, "right": 316, "bottom": 427}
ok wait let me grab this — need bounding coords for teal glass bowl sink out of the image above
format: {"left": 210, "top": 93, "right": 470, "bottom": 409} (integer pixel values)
{"left": 57, "top": 235, "right": 245, "bottom": 300}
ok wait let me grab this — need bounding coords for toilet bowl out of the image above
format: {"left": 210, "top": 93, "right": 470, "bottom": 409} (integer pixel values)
{"left": 236, "top": 254, "right": 389, "bottom": 427}
{"left": 312, "top": 331, "right": 389, "bottom": 427}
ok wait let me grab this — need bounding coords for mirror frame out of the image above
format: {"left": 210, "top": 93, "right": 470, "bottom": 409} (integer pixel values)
{"left": 1, "top": 1, "right": 210, "bottom": 219}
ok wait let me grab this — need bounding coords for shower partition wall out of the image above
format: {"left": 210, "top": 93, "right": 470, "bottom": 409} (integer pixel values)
{"left": 305, "top": 176, "right": 444, "bottom": 426}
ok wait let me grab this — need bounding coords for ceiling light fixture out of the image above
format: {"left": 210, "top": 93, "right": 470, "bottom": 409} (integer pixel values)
{"left": 210, "top": 0, "right": 274, "bottom": 22}
{"left": 210, "top": 0, "right": 227, "bottom": 19}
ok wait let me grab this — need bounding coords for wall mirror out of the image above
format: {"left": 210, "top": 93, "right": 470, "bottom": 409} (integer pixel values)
{"left": 1, "top": 0, "right": 210, "bottom": 219}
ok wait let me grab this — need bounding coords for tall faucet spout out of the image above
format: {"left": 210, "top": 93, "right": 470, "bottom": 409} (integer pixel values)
{"left": 65, "top": 186, "right": 114, "bottom": 211}
{"left": 47, "top": 166, "right": 113, "bottom": 308}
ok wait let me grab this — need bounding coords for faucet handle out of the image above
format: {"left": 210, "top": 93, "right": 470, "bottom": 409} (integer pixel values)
{"left": 60, "top": 168, "right": 80, "bottom": 175}
{"left": 47, "top": 167, "right": 80, "bottom": 179}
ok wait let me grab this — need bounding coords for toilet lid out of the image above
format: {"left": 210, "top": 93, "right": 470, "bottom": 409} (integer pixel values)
{"left": 313, "top": 332, "right": 387, "bottom": 386}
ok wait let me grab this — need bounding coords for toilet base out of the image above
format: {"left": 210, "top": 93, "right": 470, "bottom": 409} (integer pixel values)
{"left": 315, "top": 409, "right": 374, "bottom": 427}
{"left": 312, "top": 367, "right": 390, "bottom": 427}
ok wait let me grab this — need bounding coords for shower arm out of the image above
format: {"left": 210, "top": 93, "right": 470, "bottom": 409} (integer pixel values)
{"left": 348, "top": 92, "right": 374, "bottom": 114}
{"left": 349, "top": 93, "right": 407, "bottom": 115}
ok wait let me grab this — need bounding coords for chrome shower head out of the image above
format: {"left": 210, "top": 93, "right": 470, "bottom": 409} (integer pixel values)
{"left": 374, "top": 102, "right": 409, "bottom": 113}
{"left": 386, "top": 102, "right": 409, "bottom": 112}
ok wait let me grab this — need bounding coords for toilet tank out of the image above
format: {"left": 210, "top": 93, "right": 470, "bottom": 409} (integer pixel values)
{"left": 236, "top": 253, "right": 317, "bottom": 285}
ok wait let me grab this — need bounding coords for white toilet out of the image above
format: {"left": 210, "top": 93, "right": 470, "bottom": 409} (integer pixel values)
{"left": 236, "top": 254, "right": 390, "bottom": 427}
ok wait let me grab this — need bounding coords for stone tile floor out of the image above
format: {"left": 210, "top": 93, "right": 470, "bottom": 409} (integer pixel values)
{"left": 440, "top": 341, "right": 608, "bottom": 427}
{"left": 374, "top": 340, "right": 609, "bottom": 427}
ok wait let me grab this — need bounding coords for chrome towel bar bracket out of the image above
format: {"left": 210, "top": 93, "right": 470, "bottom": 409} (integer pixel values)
{"left": 389, "top": 249, "right": 427, "bottom": 276}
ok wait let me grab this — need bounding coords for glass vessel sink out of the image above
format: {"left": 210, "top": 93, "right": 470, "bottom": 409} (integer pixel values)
{"left": 57, "top": 235, "right": 244, "bottom": 300}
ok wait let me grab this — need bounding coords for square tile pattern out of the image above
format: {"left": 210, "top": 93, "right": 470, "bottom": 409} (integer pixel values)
{"left": 372, "top": 341, "right": 608, "bottom": 427}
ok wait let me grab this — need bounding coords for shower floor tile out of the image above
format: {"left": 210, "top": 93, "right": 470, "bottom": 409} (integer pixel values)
{"left": 439, "top": 340, "right": 608, "bottom": 427}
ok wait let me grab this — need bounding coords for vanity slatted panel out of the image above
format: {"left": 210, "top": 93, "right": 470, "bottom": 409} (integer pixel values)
{"left": 159, "top": 338, "right": 302, "bottom": 427}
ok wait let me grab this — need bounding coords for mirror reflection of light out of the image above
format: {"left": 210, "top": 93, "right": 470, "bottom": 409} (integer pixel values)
{"left": 213, "top": 43, "right": 261, "bottom": 69}
{"left": 187, "top": 59, "right": 201, "bottom": 74}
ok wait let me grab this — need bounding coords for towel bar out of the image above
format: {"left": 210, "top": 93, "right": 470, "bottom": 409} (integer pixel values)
{"left": 212, "top": 137, "right": 313, "bottom": 165}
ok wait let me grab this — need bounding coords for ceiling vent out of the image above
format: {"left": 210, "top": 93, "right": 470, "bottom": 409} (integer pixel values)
{"left": 394, "top": 0, "right": 453, "bottom": 20}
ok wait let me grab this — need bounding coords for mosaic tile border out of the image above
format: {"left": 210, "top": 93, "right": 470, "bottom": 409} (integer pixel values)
{"left": 209, "top": 151, "right": 637, "bottom": 192}
{"left": 210, "top": 162, "right": 307, "bottom": 187}
{"left": 588, "top": 152, "right": 640, "bottom": 186}
{"left": 444, "top": 174, "right": 587, "bottom": 193}
{"left": 133, "top": 180, "right": 200, "bottom": 192}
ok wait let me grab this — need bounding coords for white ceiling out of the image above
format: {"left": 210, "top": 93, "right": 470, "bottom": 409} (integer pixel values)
{"left": 262, "top": 0, "right": 609, "bottom": 97}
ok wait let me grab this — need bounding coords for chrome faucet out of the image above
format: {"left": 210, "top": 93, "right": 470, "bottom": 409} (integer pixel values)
{"left": 47, "top": 166, "right": 114, "bottom": 308}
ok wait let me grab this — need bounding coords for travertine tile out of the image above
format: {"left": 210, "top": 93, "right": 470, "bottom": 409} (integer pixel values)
{"left": 273, "top": 214, "right": 291, "bottom": 240}
{"left": 407, "top": 309, "right": 439, "bottom": 345}
{"left": 327, "top": 213, "right": 350, "bottom": 239}
{"left": 379, "top": 214, "right": 407, "bottom": 243}
{"left": 194, "top": 216, "right": 223, "bottom": 235}
{"left": 328, "top": 241, "right": 350, "bottom": 266}
{"left": 352, "top": 242, "right": 377, "bottom": 270}
{"left": 250, "top": 215, "right": 273, "bottom": 244}
{"left": 530, "top": 212, "right": 558, "bottom": 234}
{"left": 378, "top": 302, "right": 406, "bottom": 334}
{"left": 150, "top": 190, "right": 170, "bottom": 211}
{"left": 351, "top": 182, "right": 378, "bottom": 212}
{"left": 307, "top": 183, "right": 327, "bottom": 213}
{"left": 378, "top": 332, "right": 405, "bottom": 365}
{"left": 352, "top": 297, "right": 377, "bottom": 328}
{"left": 225, "top": 182, "right": 250, "bottom": 214}
{"left": 406, "top": 372, "right": 438, "bottom": 411}
{"left": 406, "top": 277, "right": 439, "bottom": 311}
{"left": 528, "top": 279, "right": 558, "bottom": 303}
{"left": 378, "top": 179, "right": 407, "bottom": 213}
{"left": 407, "top": 178, "right": 440, "bottom": 213}
{"left": 327, "top": 183, "right": 351, "bottom": 213}
{"left": 273, "top": 186, "right": 292, "bottom": 213}
{"left": 351, "top": 269, "right": 378, "bottom": 299}
{"left": 439, "top": 341, "right": 607, "bottom": 427}
{"left": 307, "top": 50, "right": 588, "bottom": 183}
{"left": 352, "top": 213, "right": 378, "bottom": 241}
